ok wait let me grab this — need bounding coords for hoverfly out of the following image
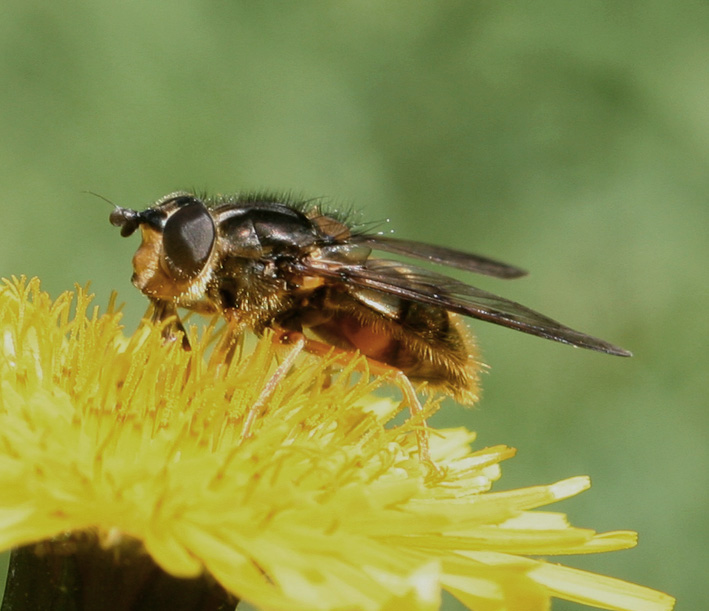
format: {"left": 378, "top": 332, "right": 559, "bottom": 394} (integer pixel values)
{"left": 110, "top": 191, "right": 630, "bottom": 460}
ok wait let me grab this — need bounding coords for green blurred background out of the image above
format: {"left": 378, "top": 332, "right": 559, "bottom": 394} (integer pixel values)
{"left": 0, "top": 2, "right": 705, "bottom": 609}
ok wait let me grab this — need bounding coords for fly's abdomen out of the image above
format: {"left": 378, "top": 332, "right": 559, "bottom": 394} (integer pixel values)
{"left": 306, "top": 289, "right": 483, "bottom": 405}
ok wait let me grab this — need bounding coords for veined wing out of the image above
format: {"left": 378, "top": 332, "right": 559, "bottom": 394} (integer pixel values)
{"left": 298, "top": 257, "right": 631, "bottom": 357}
{"left": 351, "top": 234, "right": 527, "bottom": 279}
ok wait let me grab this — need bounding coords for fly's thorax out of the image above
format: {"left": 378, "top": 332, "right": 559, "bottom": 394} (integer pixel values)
{"left": 201, "top": 256, "right": 293, "bottom": 331}
{"left": 213, "top": 201, "right": 323, "bottom": 254}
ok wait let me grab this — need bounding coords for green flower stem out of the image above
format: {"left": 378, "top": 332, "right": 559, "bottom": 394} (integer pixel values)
{"left": 1, "top": 534, "right": 238, "bottom": 611}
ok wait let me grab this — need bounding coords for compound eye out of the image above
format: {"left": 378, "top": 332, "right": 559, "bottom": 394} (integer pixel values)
{"left": 163, "top": 201, "right": 215, "bottom": 280}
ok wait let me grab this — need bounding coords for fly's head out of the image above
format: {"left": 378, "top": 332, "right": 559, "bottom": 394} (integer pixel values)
{"left": 110, "top": 192, "right": 217, "bottom": 303}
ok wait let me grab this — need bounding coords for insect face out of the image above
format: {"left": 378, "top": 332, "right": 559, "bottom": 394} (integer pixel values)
{"left": 111, "top": 194, "right": 218, "bottom": 304}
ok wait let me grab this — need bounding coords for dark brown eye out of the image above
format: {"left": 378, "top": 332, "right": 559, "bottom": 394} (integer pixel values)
{"left": 163, "top": 201, "right": 215, "bottom": 280}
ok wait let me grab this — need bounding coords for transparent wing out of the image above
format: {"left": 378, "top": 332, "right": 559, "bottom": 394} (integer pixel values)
{"left": 298, "top": 257, "right": 631, "bottom": 357}
{"left": 351, "top": 234, "right": 527, "bottom": 278}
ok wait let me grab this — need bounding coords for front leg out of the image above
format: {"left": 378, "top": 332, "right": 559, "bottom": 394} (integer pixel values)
{"left": 148, "top": 299, "right": 191, "bottom": 350}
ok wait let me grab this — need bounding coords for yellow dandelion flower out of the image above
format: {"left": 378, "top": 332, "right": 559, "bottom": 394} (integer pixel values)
{"left": 0, "top": 277, "right": 674, "bottom": 611}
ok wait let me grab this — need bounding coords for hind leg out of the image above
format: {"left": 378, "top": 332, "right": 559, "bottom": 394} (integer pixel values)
{"left": 272, "top": 330, "right": 436, "bottom": 466}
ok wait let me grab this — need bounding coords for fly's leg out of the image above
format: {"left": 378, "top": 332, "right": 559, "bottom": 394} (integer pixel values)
{"left": 275, "top": 331, "right": 435, "bottom": 466}
{"left": 149, "top": 299, "right": 191, "bottom": 350}
{"left": 369, "top": 364, "right": 434, "bottom": 467}
{"left": 239, "top": 334, "right": 306, "bottom": 441}
{"left": 210, "top": 319, "right": 244, "bottom": 369}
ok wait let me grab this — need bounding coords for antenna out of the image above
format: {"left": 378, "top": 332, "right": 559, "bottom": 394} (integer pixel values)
{"left": 82, "top": 190, "right": 119, "bottom": 209}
